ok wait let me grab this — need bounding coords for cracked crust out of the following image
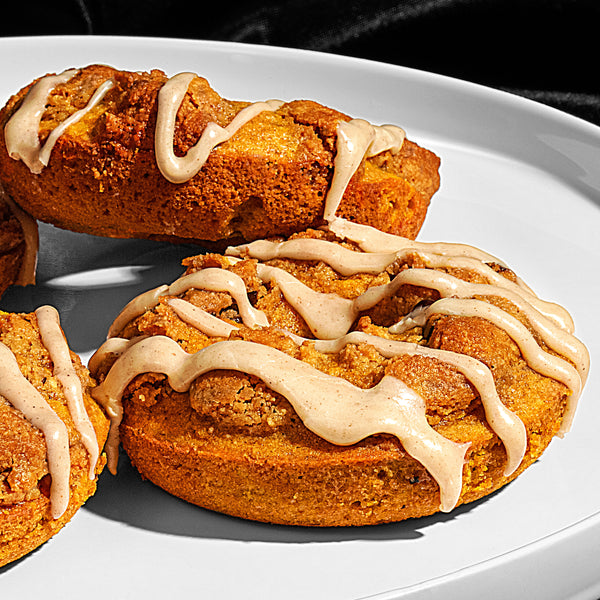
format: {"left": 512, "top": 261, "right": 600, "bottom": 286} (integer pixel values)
{"left": 0, "top": 65, "right": 440, "bottom": 245}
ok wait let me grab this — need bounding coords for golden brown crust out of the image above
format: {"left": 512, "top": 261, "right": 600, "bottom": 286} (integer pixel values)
{"left": 94, "top": 232, "right": 571, "bottom": 526}
{"left": 0, "top": 65, "right": 440, "bottom": 245}
{"left": 0, "top": 311, "right": 109, "bottom": 567}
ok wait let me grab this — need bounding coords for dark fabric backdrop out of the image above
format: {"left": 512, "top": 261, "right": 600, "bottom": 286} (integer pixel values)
{"left": 1, "top": 0, "right": 599, "bottom": 126}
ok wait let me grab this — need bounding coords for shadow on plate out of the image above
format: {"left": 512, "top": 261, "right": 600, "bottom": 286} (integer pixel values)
{"left": 84, "top": 451, "right": 499, "bottom": 544}
{"left": 0, "top": 224, "right": 205, "bottom": 353}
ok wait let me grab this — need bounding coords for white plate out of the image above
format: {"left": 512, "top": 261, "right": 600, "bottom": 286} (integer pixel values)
{"left": 0, "top": 36, "right": 599, "bottom": 600}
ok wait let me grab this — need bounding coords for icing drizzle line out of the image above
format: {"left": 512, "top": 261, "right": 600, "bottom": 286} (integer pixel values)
{"left": 4, "top": 70, "right": 114, "bottom": 174}
{"left": 0, "top": 341, "right": 70, "bottom": 519}
{"left": 92, "top": 336, "right": 470, "bottom": 512}
{"left": 154, "top": 72, "right": 284, "bottom": 183}
{"left": 35, "top": 306, "right": 100, "bottom": 479}
{"left": 0, "top": 306, "right": 100, "bottom": 518}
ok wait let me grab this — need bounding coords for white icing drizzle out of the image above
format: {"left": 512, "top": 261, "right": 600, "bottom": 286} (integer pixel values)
{"left": 281, "top": 330, "right": 526, "bottom": 476}
{"left": 228, "top": 236, "right": 572, "bottom": 333}
{"left": 107, "top": 284, "right": 170, "bottom": 339}
{"left": 155, "top": 71, "right": 284, "bottom": 184}
{"left": 169, "top": 270, "right": 269, "bottom": 329}
{"left": 323, "top": 119, "right": 405, "bottom": 222}
{"left": 88, "top": 336, "right": 148, "bottom": 375}
{"left": 108, "top": 269, "right": 268, "bottom": 339}
{"left": 255, "top": 263, "right": 357, "bottom": 339}
{"left": 89, "top": 303, "right": 238, "bottom": 390}
{"left": 227, "top": 237, "right": 400, "bottom": 276}
{"left": 328, "top": 217, "right": 505, "bottom": 264}
{"left": 355, "top": 268, "right": 589, "bottom": 383}
{"left": 35, "top": 305, "right": 99, "bottom": 479}
{"left": 4, "top": 69, "right": 78, "bottom": 173}
{"left": 227, "top": 239, "right": 587, "bottom": 386}
{"left": 92, "top": 336, "right": 470, "bottom": 511}
{"left": 259, "top": 260, "right": 587, "bottom": 419}
{"left": 4, "top": 71, "right": 114, "bottom": 175}
{"left": 328, "top": 216, "right": 544, "bottom": 304}
{"left": 167, "top": 298, "right": 239, "bottom": 338}
{"left": 372, "top": 251, "right": 569, "bottom": 331}
{"left": 0, "top": 341, "right": 70, "bottom": 519}
{"left": 37, "top": 78, "right": 115, "bottom": 168}
{"left": 390, "top": 298, "right": 582, "bottom": 435}
{"left": 0, "top": 185, "right": 39, "bottom": 286}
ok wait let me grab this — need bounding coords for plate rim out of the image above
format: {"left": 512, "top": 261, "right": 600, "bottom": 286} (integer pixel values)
{"left": 0, "top": 33, "right": 598, "bottom": 599}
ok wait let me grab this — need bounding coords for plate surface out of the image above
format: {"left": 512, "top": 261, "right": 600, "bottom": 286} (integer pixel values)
{"left": 0, "top": 36, "right": 599, "bottom": 600}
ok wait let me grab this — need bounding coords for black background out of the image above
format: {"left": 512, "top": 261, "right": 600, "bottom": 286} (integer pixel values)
{"left": 1, "top": 0, "right": 599, "bottom": 126}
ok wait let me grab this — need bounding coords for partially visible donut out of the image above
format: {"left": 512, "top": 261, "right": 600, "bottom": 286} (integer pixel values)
{"left": 0, "top": 187, "right": 37, "bottom": 299}
{"left": 0, "top": 65, "right": 440, "bottom": 245}
{"left": 0, "top": 307, "right": 109, "bottom": 567}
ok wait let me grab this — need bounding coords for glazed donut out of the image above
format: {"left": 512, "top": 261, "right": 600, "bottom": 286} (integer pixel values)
{"left": 0, "top": 307, "right": 109, "bottom": 567}
{"left": 0, "top": 65, "right": 440, "bottom": 245}
{"left": 89, "top": 220, "right": 588, "bottom": 526}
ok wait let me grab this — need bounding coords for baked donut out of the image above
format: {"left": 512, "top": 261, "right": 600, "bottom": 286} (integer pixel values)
{"left": 89, "top": 218, "right": 588, "bottom": 526}
{"left": 0, "top": 307, "right": 109, "bottom": 567}
{"left": 0, "top": 186, "right": 38, "bottom": 299}
{"left": 0, "top": 65, "right": 440, "bottom": 245}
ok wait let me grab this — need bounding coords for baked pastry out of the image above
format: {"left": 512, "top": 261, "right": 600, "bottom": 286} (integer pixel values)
{"left": 0, "top": 306, "right": 109, "bottom": 567}
{"left": 0, "top": 186, "right": 38, "bottom": 298}
{"left": 89, "top": 218, "right": 588, "bottom": 526}
{"left": 0, "top": 65, "right": 440, "bottom": 245}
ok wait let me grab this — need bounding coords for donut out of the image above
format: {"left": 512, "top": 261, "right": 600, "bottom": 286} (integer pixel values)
{"left": 0, "top": 65, "right": 440, "bottom": 245}
{"left": 0, "top": 186, "right": 38, "bottom": 299}
{"left": 0, "top": 307, "right": 109, "bottom": 567}
{"left": 89, "top": 219, "right": 589, "bottom": 526}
